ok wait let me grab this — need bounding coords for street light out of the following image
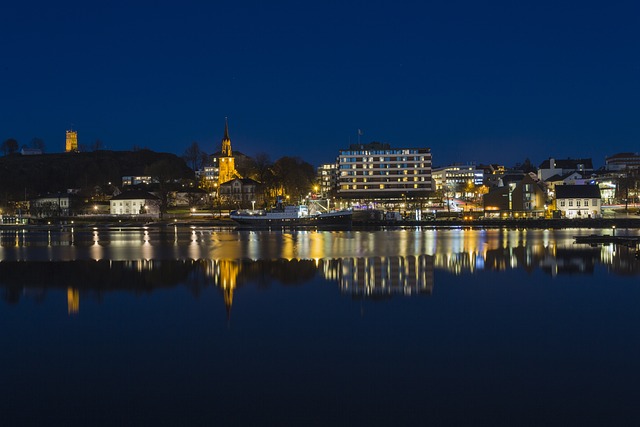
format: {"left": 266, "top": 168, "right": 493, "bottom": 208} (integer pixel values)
{"left": 251, "top": 200, "right": 256, "bottom": 211}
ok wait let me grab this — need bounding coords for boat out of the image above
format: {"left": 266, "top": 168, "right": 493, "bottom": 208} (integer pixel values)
{"left": 230, "top": 204, "right": 352, "bottom": 229}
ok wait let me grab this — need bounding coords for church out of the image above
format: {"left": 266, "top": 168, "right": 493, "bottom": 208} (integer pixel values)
{"left": 204, "top": 119, "right": 262, "bottom": 208}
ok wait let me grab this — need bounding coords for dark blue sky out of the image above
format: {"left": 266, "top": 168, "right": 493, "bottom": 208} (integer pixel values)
{"left": 1, "top": 0, "right": 638, "bottom": 168}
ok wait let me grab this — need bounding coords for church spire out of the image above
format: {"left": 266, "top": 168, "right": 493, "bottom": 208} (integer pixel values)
{"left": 221, "top": 117, "right": 232, "bottom": 157}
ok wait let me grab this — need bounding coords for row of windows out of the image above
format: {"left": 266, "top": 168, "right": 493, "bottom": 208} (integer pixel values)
{"left": 559, "top": 199, "right": 600, "bottom": 207}
{"left": 340, "top": 165, "right": 431, "bottom": 171}
{"left": 340, "top": 183, "right": 432, "bottom": 190}
{"left": 340, "top": 149, "right": 429, "bottom": 156}
{"left": 341, "top": 170, "right": 431, "bottom": 176}
{"left": 340, "top": 158, "right": 431, "bottom": 164}
{"left": 341, "top": 163, "right": 430, "bottom": 170}
{"left": 343, "top": 177, "right": 428, "bottom": 183}
{"left": 111, "top": 201, "right": 144, "bottom": 206}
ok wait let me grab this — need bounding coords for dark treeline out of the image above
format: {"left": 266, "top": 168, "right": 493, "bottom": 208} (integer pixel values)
{"left": 0, "top": 149, "right": 193, "bottom": 202}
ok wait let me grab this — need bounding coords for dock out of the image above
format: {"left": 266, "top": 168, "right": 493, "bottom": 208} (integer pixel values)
{"left": 573, "top": 234, "right": 640, "bottom": 246}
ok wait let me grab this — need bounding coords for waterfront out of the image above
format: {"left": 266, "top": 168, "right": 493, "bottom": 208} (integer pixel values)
{"left": 2, "top": 227, "right": 640, "bottom": 426}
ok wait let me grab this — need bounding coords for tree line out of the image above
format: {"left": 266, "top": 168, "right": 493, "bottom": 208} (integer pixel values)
{"left": 2, "top": 137, "right": 46, "bottom": 155}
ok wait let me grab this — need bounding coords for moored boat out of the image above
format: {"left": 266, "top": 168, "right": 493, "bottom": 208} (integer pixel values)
{"left": 230, "top": 205, "right": 352, "bottom": 229}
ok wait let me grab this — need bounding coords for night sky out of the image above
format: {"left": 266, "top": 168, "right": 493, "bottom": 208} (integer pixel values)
{"left": 1, "top": 0, "right": 638, "bottom": 168}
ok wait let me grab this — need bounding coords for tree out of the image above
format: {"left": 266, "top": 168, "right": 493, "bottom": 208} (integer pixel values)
{"left": 145, "top": 159, "right": 183, "bottom": 218}
{"left": 617, "top": 168, "right": 638, "bottom": 212}
{"left": 516, "top": 158, "right": 537, "bottom": 174}
{"left": 91, "top": 139, "right": 104, "bottom": 151}
{"left": 30, "top": 137, "right": 45, "bottom": 152}
{"left": 253, "top": 153, "right": 274, "bottom": 183}
{"left": 1, "top": 138, "right": 18, "bottom": 155}
{"left": 182, "top": 141, "right": 205, "bottom": 171}
{"left": 271, "top": 156, "right": 316, "bottom": 203}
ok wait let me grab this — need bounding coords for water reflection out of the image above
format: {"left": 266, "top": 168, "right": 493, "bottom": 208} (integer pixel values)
{"left": 1, "top": 227, "right": 639, "bottom": 312}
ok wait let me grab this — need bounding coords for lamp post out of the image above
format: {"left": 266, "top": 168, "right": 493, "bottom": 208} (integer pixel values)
{"left": 251, "top": 200, "right": 256, "bottom": 211}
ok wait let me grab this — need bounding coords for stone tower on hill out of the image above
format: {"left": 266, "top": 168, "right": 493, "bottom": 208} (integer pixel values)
{"left": 65, "top": 130, "right": 78, "bottom": 152}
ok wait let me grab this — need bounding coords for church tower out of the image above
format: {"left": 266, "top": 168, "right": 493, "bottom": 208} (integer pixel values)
{"left": 65, "top": 129, "right": 78, "bottom": 152}
{"left": 218, "top": 118, "right": 237, "bottom": 185}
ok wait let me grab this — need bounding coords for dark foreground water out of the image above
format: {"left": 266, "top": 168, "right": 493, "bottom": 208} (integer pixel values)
{"left": 2, "top": 226, "right": 640, "bottom": 426}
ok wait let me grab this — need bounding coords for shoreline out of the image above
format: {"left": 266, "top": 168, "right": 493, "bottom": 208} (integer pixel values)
{"left": 1, "top": 216, "right": 640, "bottom": 230}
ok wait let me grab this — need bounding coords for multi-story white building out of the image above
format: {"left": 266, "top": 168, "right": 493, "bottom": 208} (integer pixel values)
{"left": 317, "top": 162, "right": 339, "bottom": 198}
{"left": 337, "top": 143, "right": 431, "bottom": 200}
{"left": 431, "top": 164, "right": 484, "bottom": 196}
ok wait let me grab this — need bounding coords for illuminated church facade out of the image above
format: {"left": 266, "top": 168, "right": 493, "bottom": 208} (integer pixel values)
{"left": 204, "top": 118, "right": 240, "bottom": 190}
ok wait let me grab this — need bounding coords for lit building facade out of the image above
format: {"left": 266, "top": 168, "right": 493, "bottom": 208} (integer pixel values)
{"left": 337, "top": 143, "right": 432, "bottom": 200}
{"left": 204, "top": 118, "right": 239, "bottom": 191}
{"left": 219, "top": 178, "right": 263, "bottom": 207}
{"left": 538, "top": 157, "right": 593, "bottom": 181}
{"left": 605, "top": 152, "right": 640, "bottom": 170}
{"left": 31, "top": 194, "right": 75, "bottom": 217}
{"left": 65, "top": 130, "right": 78, "bottom": 152}
{"left": 317, "top": 162, "right": 339, "bottom": 198}
{"left": 555, "top": 185, "right": 602, "bottom": 219}
{"left": 432, "top": 164, "right": 484, "bottom": 195}
{"left": 110, "top": 190, "right": 160, "bottom": 216}
{"left": 483, "top": 174, "right": 547, "bottom": 218}
{"left": 218, "top": 118, "right": 237, "bottom": 185}
{"left": 122, "top": 176, "right": 154, "bottom": 186}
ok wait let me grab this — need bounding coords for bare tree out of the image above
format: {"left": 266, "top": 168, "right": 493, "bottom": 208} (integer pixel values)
{"left": 183, "top": 141, "right": 205, "bottom": 171}
{"left": 145, "top": 159, "right": 182, "bottom": 218}
{"left": 30, "top": 137, "right": 45, "bottom": 152}
{"left": 91, "top": 139, "right": 104, "bottom": 151}
{"left": 1, "top": 138, "right": 18, "bottom": 155}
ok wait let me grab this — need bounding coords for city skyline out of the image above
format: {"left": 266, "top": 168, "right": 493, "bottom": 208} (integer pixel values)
{"left": 1, "top": 1, "right": 638, "bottom": 167}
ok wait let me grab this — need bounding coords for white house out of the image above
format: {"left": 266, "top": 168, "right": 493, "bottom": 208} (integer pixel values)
{"left": 110, "top": 190, "right": 160, "bottom": 217}
{"left": 31, "top": 194, "right": 75, "bottom": 217}
{"left": 555, "top": 185, "right": 601, "bottom": 219}
{"left": 538, "top": 158, "right": 594, "bottom": 181}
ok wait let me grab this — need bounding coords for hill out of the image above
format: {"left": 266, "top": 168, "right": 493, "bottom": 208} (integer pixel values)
{"left": 0, "top": 150, "right": 194, "bottom": 200}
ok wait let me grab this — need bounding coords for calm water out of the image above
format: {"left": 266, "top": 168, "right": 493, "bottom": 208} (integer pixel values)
{"left": 2, "top": 226, "right": 640, "bottom": 426}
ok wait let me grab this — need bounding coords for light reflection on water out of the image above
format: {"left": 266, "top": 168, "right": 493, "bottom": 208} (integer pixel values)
{"left": 0, "top": 226, "right": 638, "bottom": 272}
{"left": 1, "top": 227, "right": 639, "bottom": 312}
{"left": 3, "top": 227, "right": 640, "bottom": 426}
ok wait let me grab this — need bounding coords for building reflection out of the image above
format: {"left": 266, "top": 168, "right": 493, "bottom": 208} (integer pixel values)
{"left": 67, "top": 287, "right": 79, "bottom": 314}
{"left": 320, "top": 256, "right": 434, "bottom": 297}
{"left": 2, "top": 229, "right": 640, "bottom": 314}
